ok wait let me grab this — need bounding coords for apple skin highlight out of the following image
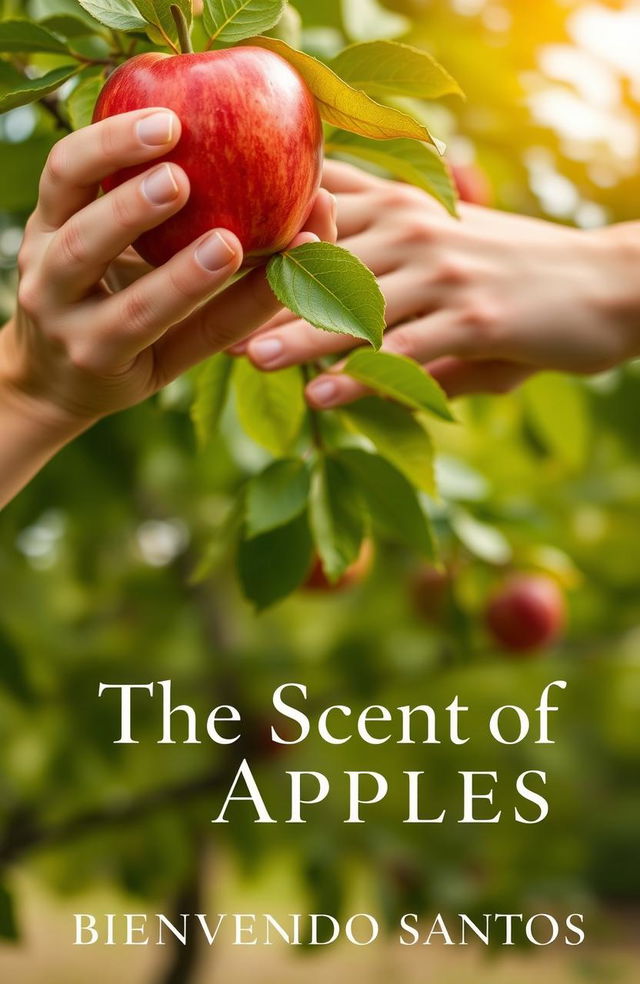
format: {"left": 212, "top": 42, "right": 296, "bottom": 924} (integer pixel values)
{"left": 94, "top": 47, "right": 324, "bottom": 267}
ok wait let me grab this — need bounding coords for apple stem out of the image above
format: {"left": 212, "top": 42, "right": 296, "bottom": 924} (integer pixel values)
{"left": 170, "top": 4, "right": 194, "bottom": 54}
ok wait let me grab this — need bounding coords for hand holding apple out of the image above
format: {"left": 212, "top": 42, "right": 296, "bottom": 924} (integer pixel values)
{"left": 0, "top": 106, "right": 335, "bottom": 513}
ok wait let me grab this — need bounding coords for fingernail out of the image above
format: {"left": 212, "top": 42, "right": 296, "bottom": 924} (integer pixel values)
{"left": 195, "top": 230, "right": 238, "bottom": 272}
{"left": 307, "top": 379, "right": 338, "bottom": 407}
{"left": 137, "top": 111, "right": 175, "bottom": 146}
{"left": 142, "top": 163, "right": 180, "bottom": 205}
{"left": 329, "top": 193, "right": 337, "bottom": 225}
{"left": 250, "top": 337, "right": 284, "bottom": 366}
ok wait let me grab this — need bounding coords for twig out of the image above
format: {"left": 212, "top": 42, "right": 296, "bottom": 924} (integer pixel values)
{"left": 39, "top": 95, "right": 72, "bottom": 132}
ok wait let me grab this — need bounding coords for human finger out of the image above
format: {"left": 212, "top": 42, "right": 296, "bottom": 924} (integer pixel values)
{"left": 426, "top": 357, "right": 534, "bottom": 397}
{"left": 43, "top": 163, "right": 189, "bottom": 303}
{"left": 246, "top": 268, "right": 435, "bottom": 371}
{"left": 74, "top": 228, "right": 242, "bottom": 373}
{"left": 304, "top": 311, "right": 469, "bottom": 409}
{"left": 322, "top": 159, "right": 381, "bottom": 193}
{"left": 34, "top": 108, "right": 181, "bottom": 230}
{"left": 153, "top": 230, "right": 324, "bottom": 382}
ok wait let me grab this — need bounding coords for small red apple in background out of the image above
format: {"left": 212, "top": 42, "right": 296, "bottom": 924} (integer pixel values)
{"left": 451, "top": 162, "right": 493, "bottom": 207}
{"left": 93, "top": 47, "right": 323, "bottom": 267}
{"left": 410, "top": 565, "right": 452, "bottom": 625}
{"left": 485, "top": 574, "right": 566, "bottom": 654}
{"left": 303, "top": 540, "right": 374, "bottom": 593}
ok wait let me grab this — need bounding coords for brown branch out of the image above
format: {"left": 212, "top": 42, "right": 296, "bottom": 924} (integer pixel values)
{"left": 0, "top": 765, "right": 230, "bottom": 867}
{"left": 159, "top": 846, "right": 207, "bottom": 984}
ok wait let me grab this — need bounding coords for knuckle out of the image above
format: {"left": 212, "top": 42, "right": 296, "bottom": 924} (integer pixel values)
{"left": 398, "top": 216, "right": 434, "bottom": 247}
{"left": 68, "top": 342, "right": 97, "bottom": 374}
{"left": 458, "top": 299, "right": 503, "bottom": 351}
{"left": 56, "top": 220, "right": 88, "bottom": 268}
{"left": 42, "top": 142, "right": 69, "bottom": 188}
{"left": 431, "top": 257, "right": 470, "bottom": 287}
{"left": 385, "top": 328, "right": 416, "bottom": 360}
{"left": 120, "top": 289, "right": 155, "bottom": 334}
{"left": 110, "top": 188, "right": 141, "bottom": 234}
{"left": 381, "top": 184, "right": 420, "bottom": 211}
{"left": 16, "top": 241, "right": 31, "bottom": 278}
{"left": 99, "top": 118, "right": 123, "bottom": 165}
{"left": 17, "top": 275, "right": 41, "bottom": 318}
{"left": 166, "top": 264, "right": 198, "bottom": 303}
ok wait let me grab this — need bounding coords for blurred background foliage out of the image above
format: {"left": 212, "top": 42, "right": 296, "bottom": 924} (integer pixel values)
{"left": 0, "top": 0, "right": 639, "bottom": 981}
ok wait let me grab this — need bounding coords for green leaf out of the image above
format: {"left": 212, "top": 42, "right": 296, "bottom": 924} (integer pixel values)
{"left": 267, "top": 242, "right": 384, "bottom": 349}
{"left": 341, "top": 396, "right": 436, "bottom": 495}
{"left": 190, "top": 353, "right": 234, "bottom": 450}
{"left": 326, "top": 131, "right": 457, "bottom": 217}
{"left": 234, "top": 358, "right": 305, "bottom": 456}
{"left": 451, "top": 508, "right": 512, "bottom": 565}
{"left": 0, "top": 627, "right": 33, "bottom": 705}
{"left": 263, "top": 2, "right": 301, "bottom": 46}
{"left": 0, "top": 19, "right": 71, "bottom": 54}
{"left": 246, "top": 459, "right": 310, "bottom": 538}
{"left": 0, "top": 884, "right": 18, "bottom": 942}
{"left": 190, "top": 496, "right": 245, "bottom": 584}
{"left": 65, "top": 73, "right": 104, "bottom": 129}
{"left": 39, "top": 14, "right": 103, "bottom": 38}
{"left": 238, "top": 513, "right": 313, "bottom": 609}
{"left": 0, "top": 135, "right": 57, "bottom": 211}
{"left": 331, "top": 40, "right": 463, "bottom": 101}
{"left": 246, "top": 37, "right": 441, "bottom": 146}
{"left": 203, "top": 0, "right": 285, "bottom": 45}
{"left": 343, "top": 349, "right": 455, "bottom": 422}
{"left": 523, "top": 373, "right": 590, "bottom": 471}
{"left": 0, "top": 60, "right": 79, "bottom": 113}
{"left": 309, "top": 455, "right": 365, "bottom": 583}
{"left": 337, "top": 447, "right": 435, "bottom": 558}
{"left": 76, "top": 0, "right": 148, "bottom": 31}
{"left": 133, "top": 0, "right": 192, "bottom": 49}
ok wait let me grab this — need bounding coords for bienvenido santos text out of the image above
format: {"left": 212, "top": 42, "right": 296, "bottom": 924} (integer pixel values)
{"left": 73, "top": 911, "right": 586, "bottom": 948}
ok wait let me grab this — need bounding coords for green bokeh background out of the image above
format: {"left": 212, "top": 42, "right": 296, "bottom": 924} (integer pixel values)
{"left": 0, "top": 0, "right": 639, "bottom": 981}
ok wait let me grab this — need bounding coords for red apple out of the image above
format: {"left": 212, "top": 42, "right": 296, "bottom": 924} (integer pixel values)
{"left": 451, "top": 162, "right": 492, "bottom": 207}
{"left": 303, "top": 540, "right": 374, "bottom": 593}
{"left": 93, "top": 47, "right": 323, "bottom": 267}
{"left": 485, "top": 574, "right": 566, "bottom": 654}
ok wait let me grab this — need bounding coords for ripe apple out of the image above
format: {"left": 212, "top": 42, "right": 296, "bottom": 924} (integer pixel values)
{"left": 93, "top": 47, "right": 323, "bottom": 267}
{"left": 485, "top": 574, "right": 566, "bottom": 654}
{"left": 451, "top": 162, "right": 492, "bottom": 207}
{"left": 303, "top": 540, "right": 374, "bottom": 593}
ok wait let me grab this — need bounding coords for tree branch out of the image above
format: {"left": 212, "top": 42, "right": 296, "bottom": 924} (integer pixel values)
{"left": 159, "top": 846, "right": 207, "bottom": 984}
{"left": 0, "top": 765, "right": 230, "bottom": 867}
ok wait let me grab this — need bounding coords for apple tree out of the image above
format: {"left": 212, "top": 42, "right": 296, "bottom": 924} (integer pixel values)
{"left": 0, "top": 1, "right": 639, "bottom": 982}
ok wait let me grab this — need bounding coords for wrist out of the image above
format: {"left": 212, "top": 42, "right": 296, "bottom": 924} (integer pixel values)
{"left": 0, "top": 319, "right": 96, "bottom": 447}
{"left": 591, "top": 223, "right": 640, "bottom": 362}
